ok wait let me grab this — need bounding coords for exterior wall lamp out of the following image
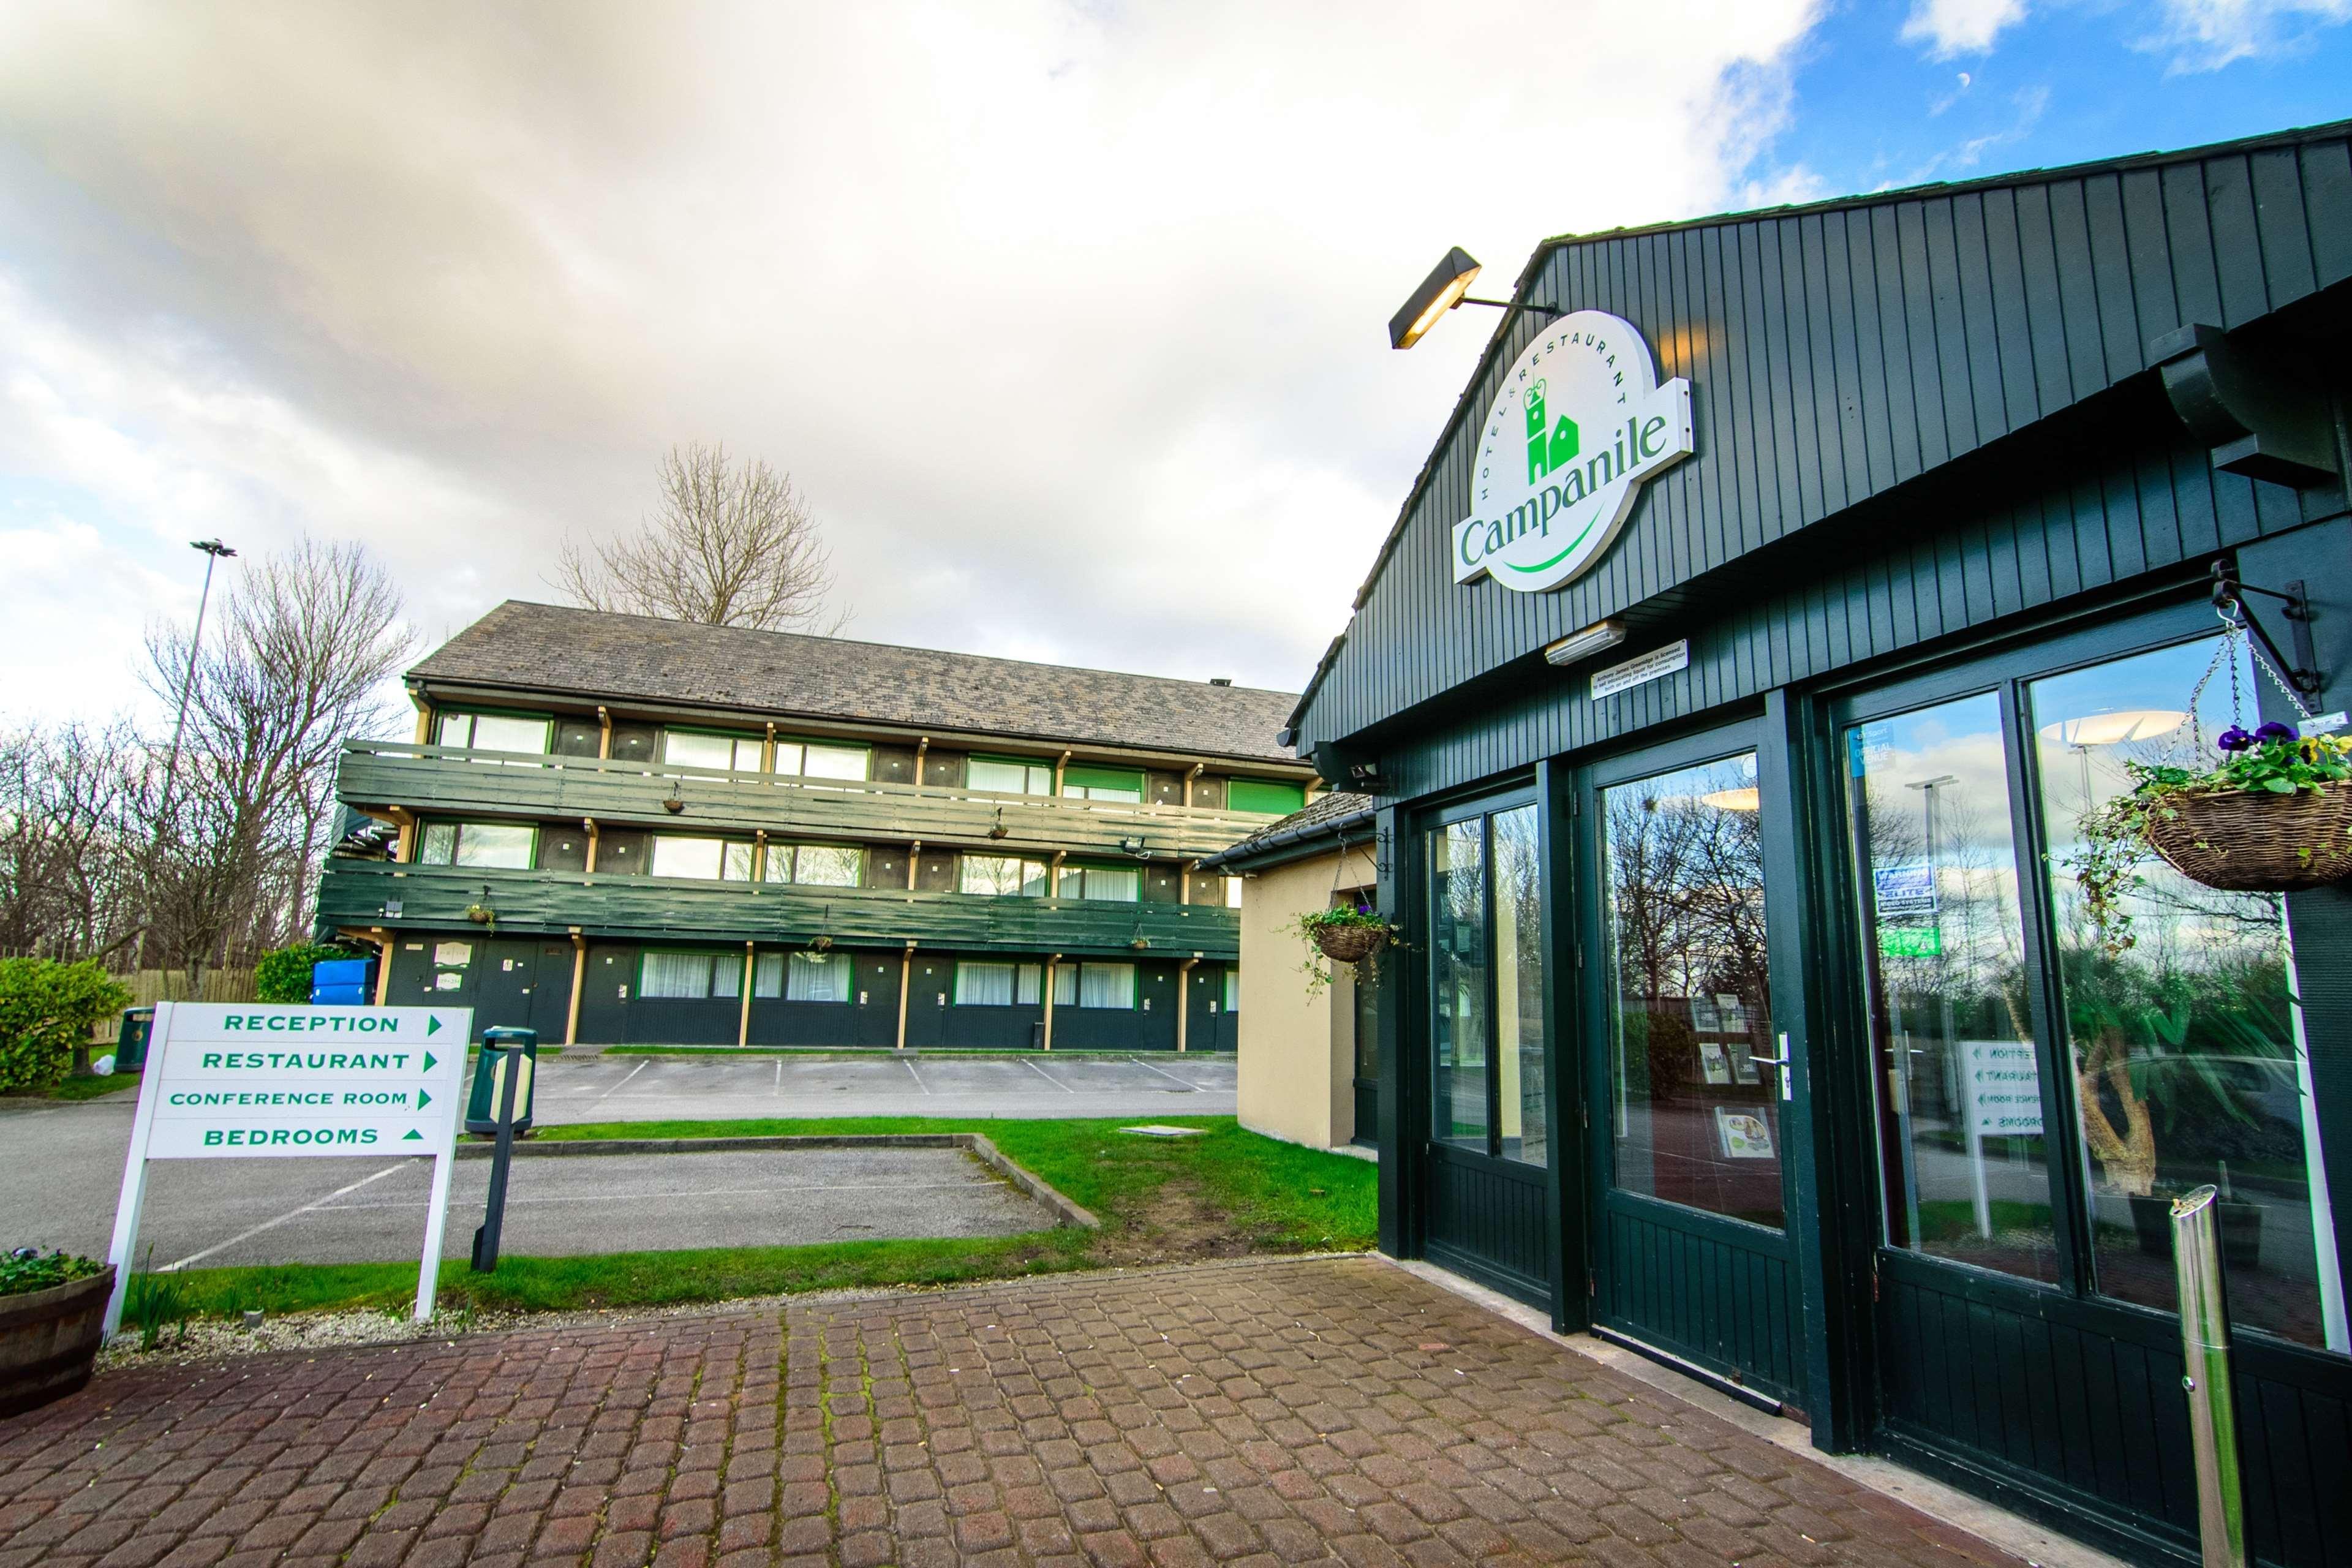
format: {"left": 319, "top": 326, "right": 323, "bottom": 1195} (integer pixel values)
{"left": 1389, "top": 246, "right": 1562, "bottom": 350}
{"left": 1544, "top": 620, "right": 1627, "bottom": 667}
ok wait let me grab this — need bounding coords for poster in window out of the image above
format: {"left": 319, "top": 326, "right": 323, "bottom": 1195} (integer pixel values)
{"left": 1714, "top": 1107, "right": 1776, "bottom": 1159}
{"left": 1698, "top": 1042, "right": 1733, "bottom": 1085}
{"left": 434, "top": 972, "right": 462, "bottom": 991}
{"left": 1728, "top": 1040, "right": 1761, "bottom": 1085}
{"left": 434, "top": 941, "right": 472, "bottom": 968}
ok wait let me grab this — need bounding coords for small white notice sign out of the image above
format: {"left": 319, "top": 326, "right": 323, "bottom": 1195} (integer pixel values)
{"left": 1591, "top": 639, "right": 1690, "bottom": 700}
{"left": 105, "top": 1003, "right": 473, "bottom": 1332}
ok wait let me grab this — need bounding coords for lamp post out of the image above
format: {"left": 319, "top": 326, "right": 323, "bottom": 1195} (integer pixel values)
{"left": 157, "top": 539, "right": 236, "bottom": 829}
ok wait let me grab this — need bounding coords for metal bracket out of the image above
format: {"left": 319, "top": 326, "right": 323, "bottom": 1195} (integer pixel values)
{"left": 2211, "top": 557, "right": 2321, "bottom": 696}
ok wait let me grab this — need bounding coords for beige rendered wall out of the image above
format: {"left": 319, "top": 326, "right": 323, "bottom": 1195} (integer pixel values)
{"left": 1235, "top": 842, "right": 1378, "bottom": 1151}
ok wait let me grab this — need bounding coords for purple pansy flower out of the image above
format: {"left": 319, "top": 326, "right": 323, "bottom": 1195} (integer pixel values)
{"left": 2217, "top": 726, "right": 2255, "bottom": 752}
{"left": 2255, "top": 721, "right": 2298, "bottom": 744}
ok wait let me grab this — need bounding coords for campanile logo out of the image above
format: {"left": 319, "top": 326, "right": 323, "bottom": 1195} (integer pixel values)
{"left": 1452, "top": 310, "right": 1694, "bottom": 594}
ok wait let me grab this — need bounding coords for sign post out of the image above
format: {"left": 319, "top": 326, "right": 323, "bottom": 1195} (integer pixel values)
{"left": 104, "top": 1001, "right": 472, "bottom": 1333}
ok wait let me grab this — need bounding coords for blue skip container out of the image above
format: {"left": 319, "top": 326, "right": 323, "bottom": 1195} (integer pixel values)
{"left": 310, "top": 957, "right": 378, "bottom": 1006}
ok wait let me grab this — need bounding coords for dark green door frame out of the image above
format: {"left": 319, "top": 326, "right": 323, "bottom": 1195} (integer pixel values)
{"left": 1537, "top": 757, "right": 1585, "bottom": 1332}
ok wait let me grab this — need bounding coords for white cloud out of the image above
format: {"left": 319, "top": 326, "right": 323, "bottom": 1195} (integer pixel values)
{"left": 1901, "top": 0, "right": 2030, "bottom": 56}
{"left": 0, "top": 1, "right": 1826, "bottom": 721}
{"left": 2141, "top": 0, "right": 2352, "bottom": 70}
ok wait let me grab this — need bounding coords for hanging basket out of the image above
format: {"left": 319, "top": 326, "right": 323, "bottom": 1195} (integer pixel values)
{"left": 1314, "top": 923, "right": 1387, "bottom": 964}
{"left": 2143, "top": 780, "right": 2352, "bottom": 892}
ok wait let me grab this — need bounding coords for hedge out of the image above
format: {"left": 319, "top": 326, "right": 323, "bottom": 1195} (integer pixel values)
{"left": 0, "top": 959, "right": 132, "bottom": 1093}
{"left": 254, "top": 942, "right": 360, "bottom": 1005}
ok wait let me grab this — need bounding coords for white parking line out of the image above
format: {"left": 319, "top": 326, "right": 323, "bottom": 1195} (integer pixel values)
{"left": 160, "top": 1162, "right": 417, "bottom": 1272}
{"left": 904, "top": 1058, "right": 931, "bottom": 1095}
{"left": 774, "top": 1060, "right": 782, "bottom": 1095}
{"left": 329, "top": 1179, "right": 1000, "bottom": 1209}
{"left": 1022, "top": 1058, "right": 1077, "bottom": 1094}
{"left": 1129, "top": 1058, "right": 1197, "bottom": 1091}
{"left": 600, "top": 1060, "right": 649, "bottom": 1099}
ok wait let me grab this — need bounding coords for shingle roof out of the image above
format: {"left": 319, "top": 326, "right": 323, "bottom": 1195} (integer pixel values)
{"left": 410, "top": 601, "right": 1304, "bottom": 764}
{"left": 1198, "top": 791, "right": 1376, "bottom": 871}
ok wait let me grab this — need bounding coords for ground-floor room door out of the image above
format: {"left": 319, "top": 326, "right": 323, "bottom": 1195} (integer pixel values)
{"left": 1583, "top": 722, "right": 1807, "bottom": 1406}
{"left": 1420, "top": 790, "right": 1555, "bottom": 1306}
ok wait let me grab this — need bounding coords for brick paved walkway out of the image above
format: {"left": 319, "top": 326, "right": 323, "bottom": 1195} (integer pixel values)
{"left": 0, "top": 1256, "right": 2023, "bottom": 1567}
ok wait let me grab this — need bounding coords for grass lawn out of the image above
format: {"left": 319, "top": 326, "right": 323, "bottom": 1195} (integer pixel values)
{"left": 151, "top": 1116, "right": 1375, "bottom": 1322}
{"left": 28, "top": 1071, "right": 143, "bottom": 1101}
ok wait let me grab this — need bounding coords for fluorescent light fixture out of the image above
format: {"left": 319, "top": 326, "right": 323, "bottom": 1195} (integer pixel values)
{"left": 1389, "top": 247, "right": 1481, "bottom": 350}
{"left": 1700, "top": 787, "right": 1761, "bottom": 812}
{"left": 2037, "top": 709, "right": 2187, "bottom": 747}
{"left": 1544, "top": 620, "right": 1628, "bottom": 667}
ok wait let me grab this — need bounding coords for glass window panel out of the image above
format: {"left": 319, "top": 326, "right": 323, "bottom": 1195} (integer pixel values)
{"left": 1225, "top": 876, "right": 1244, "bottom": 909}
{"left": 794, "top": 846, "right": 862, "bottom": 887}
{"left": 787, "top": 952, "right": 851, "bottom": 1002}
{"left": 772, "top": 742, "right": 804, "bottom": 776}
{"left": 1088, "top": 867, "right": 1139, "bottom": 902}
{"left": 802, "top": 744, "right": 869, "bottom": 780}
{"left": 1430, "top": 819, "right": 1490, "bottom": 1152}
{"left": 1052, "top": 963, "right": 1077, "bottom": 1006}
{"left": 957, "top": 962, "right": 1017, "bottom": 1006}
{"left": 753, "top": 952, "right": 785, "bottom": 998}
{"left": 642, "top": 951, "right": 712, "bottom": 998}
{"left": 651, "top": 836, "right": 725, "bottom": 880}
{"left": 419, "top": 823, "right": 457, "bottom": 865}
{"left": 1224, "top": 967, "right": 1240, "bottom": 1012}
{"left": 470, "top": 714, "right": 550, "bottom": 754}
{"left": 1492, "top": 805, "right": 1547, "bottom": 1167}
{"left": 663, "top": 731, "right": 741, "bottom": 770}
{"left": 962, "top": 854, "right": 1029, "bottom": 896}
{"left": 1603, "top": 753, "right": 1782, "bottom": 1227}
{"left": 722, "top": 842, "right": 756, "bottom": 881}
{"left": 434, "top": 711, "right": 470, "bottom": 747}
{"left": 733, "top": 737, "right": 765, "bottom": 771}
{"left": 454, "top": 823, "right": 535, "bottom": 869}
{"left": 1848, "top": 692, "right": 2057, "bottom": 1282}
{"left": 1079, "top": 963, "right": 1135, "bottom": 1009}
{"left": 2031, "top": 634, "right": 2345, "bottom": 1352}
{"left": 1063, "top": 766, "right": 1144, "bottom": 802}
{"left": 970, "top": 757, "right": 1050, "bottom": 794}
{"left": 1016, "top": 964, "right": 1042, "bottom": 1005}
{"left": 713, "top": 952, "right": 742, "bottom": 998}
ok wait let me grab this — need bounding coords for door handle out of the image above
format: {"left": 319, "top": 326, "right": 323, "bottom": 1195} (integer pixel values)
{"left": 1757, "top": 1033, "right": 1796, "bottom": 1101}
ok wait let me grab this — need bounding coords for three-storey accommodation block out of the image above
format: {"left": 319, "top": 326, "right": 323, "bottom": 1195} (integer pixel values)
{"left": 315, "top": 602, "right": 1317, "bottom": 1049}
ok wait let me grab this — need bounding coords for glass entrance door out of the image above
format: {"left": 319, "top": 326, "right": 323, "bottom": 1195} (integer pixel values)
{"left": 1420, "top": 796, "right": 1553, "bottom": 1305}
{"left": 1587, "top": 728, "right": 1806, "bottom": 1402}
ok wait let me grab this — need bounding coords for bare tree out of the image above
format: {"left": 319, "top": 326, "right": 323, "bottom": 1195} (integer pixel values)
{"left": 554, "top": 442, "right": 850, "bottom": 633}
{"left": 139, "top": 537, "right": 412, "bottom": 982}
{"left": 0, "top": 719, "right": 146, "bottom": 959}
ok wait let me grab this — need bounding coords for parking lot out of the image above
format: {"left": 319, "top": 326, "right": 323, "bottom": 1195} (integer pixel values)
{"left": 1, "top": 1051, "right": 1226, "bottom": 1267}
{"left": 538, "top": 1048, "right": 1234, "bottom": 1122}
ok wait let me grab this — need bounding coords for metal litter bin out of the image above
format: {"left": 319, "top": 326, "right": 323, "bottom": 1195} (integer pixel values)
{"left": 115, "top": 1008, "right": 156, "bottom": 1073}
{"left": 465, "top": 1027, "right": 538, "bottom": 1135}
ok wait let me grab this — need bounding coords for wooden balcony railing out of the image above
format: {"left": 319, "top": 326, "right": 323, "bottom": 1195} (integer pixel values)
{"left": 316, "top": 859, "right": 1241, "bottom": 960}
{"left": 337, "top": 741, "right": 1285, "bottom": 861}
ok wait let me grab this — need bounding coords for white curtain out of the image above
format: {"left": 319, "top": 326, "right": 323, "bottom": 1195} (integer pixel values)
{"left": 642, "top": 951, "right": 713, "bottom": 998}
{"left": 754, "top": 952, "right": 785, "bottom": 998}
{"left": 1079, "top": 963, "right": 1134, "bottom": 1009}
{"left": 788, "top": 952, "right": 852, "bottom": 1001}
{"left": 957, "top": 962, "right": 1016, "bottom": 1006}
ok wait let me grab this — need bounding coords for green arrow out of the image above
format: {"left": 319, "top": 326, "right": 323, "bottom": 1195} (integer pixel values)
{"left": 428, "top": 1016, "right": 443, "bottom": 1036}
{"left": 423, "top": 1052, "right": 438, "bottom": 1074}
{"left": 402, "top": 1129, "right": 423, "bottom": 1140}
{"left": 418, "top": 1089, "right": 431, "bottom": 1110}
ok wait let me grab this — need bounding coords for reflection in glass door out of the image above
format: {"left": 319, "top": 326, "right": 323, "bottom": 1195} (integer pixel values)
{"left": 1602, "top": 752, "right": 1781, "bottom": 1227}
{"left": 1421, "top": 800, "right": 1551, "bottom": 1303}
{"left": 1847, "top": 693, "right": 2060, "bottom": 1284}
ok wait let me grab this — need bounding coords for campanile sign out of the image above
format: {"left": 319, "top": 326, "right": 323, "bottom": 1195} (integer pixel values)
{"left": 1451, "top": 309, "right": 1694, "bottom": 594}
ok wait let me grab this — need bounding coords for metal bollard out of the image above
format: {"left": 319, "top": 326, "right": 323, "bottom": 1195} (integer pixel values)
{"left": 469, "top": 1044, "right": 523, "bottom": 1274}
{"left": 2173, "top": 1185, "right": 2247, "bottom": 1568}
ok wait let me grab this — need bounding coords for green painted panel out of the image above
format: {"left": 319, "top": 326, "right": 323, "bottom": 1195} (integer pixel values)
{"left": 1227, "top": 778, "right": 1307, "bottom": 815}
{"left": 318, "top": 859, "right": 1239, "bottom": 961}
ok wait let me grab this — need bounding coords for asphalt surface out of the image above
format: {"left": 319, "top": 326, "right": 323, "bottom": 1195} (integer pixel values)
{"left": 5, "top": 1050, "right": 1229, "bottom": 1266}
{"left": 546, "top": 1048, "right": 1235, "bottom": 1121}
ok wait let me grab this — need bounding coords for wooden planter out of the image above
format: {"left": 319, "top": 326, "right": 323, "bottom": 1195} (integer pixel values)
{"left": 0, "top": 1267, "right": 114, "bottom": 1419}
{"left": 2143, "top": 780, "right": 2352, "bottom": 892}
{"left": 1313, "top": 924, "right": 1387, "bottom": 964}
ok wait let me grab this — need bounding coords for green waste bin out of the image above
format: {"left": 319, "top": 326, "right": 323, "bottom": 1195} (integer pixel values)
{"left": 466, "top": 1027, "right": 537, "bottom": 1135}
{"left": 115, "top": 1008, "right": 156, "bottom": 1074}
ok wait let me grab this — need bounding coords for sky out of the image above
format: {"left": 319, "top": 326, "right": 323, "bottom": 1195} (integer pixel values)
{"left": 2, "top": 1, "right": 2348, "bottom": 728}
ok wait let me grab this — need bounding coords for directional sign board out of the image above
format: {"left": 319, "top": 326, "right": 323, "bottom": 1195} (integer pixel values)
{"left": 106, "top": 1003, "right": 473, "bottom": 1332}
